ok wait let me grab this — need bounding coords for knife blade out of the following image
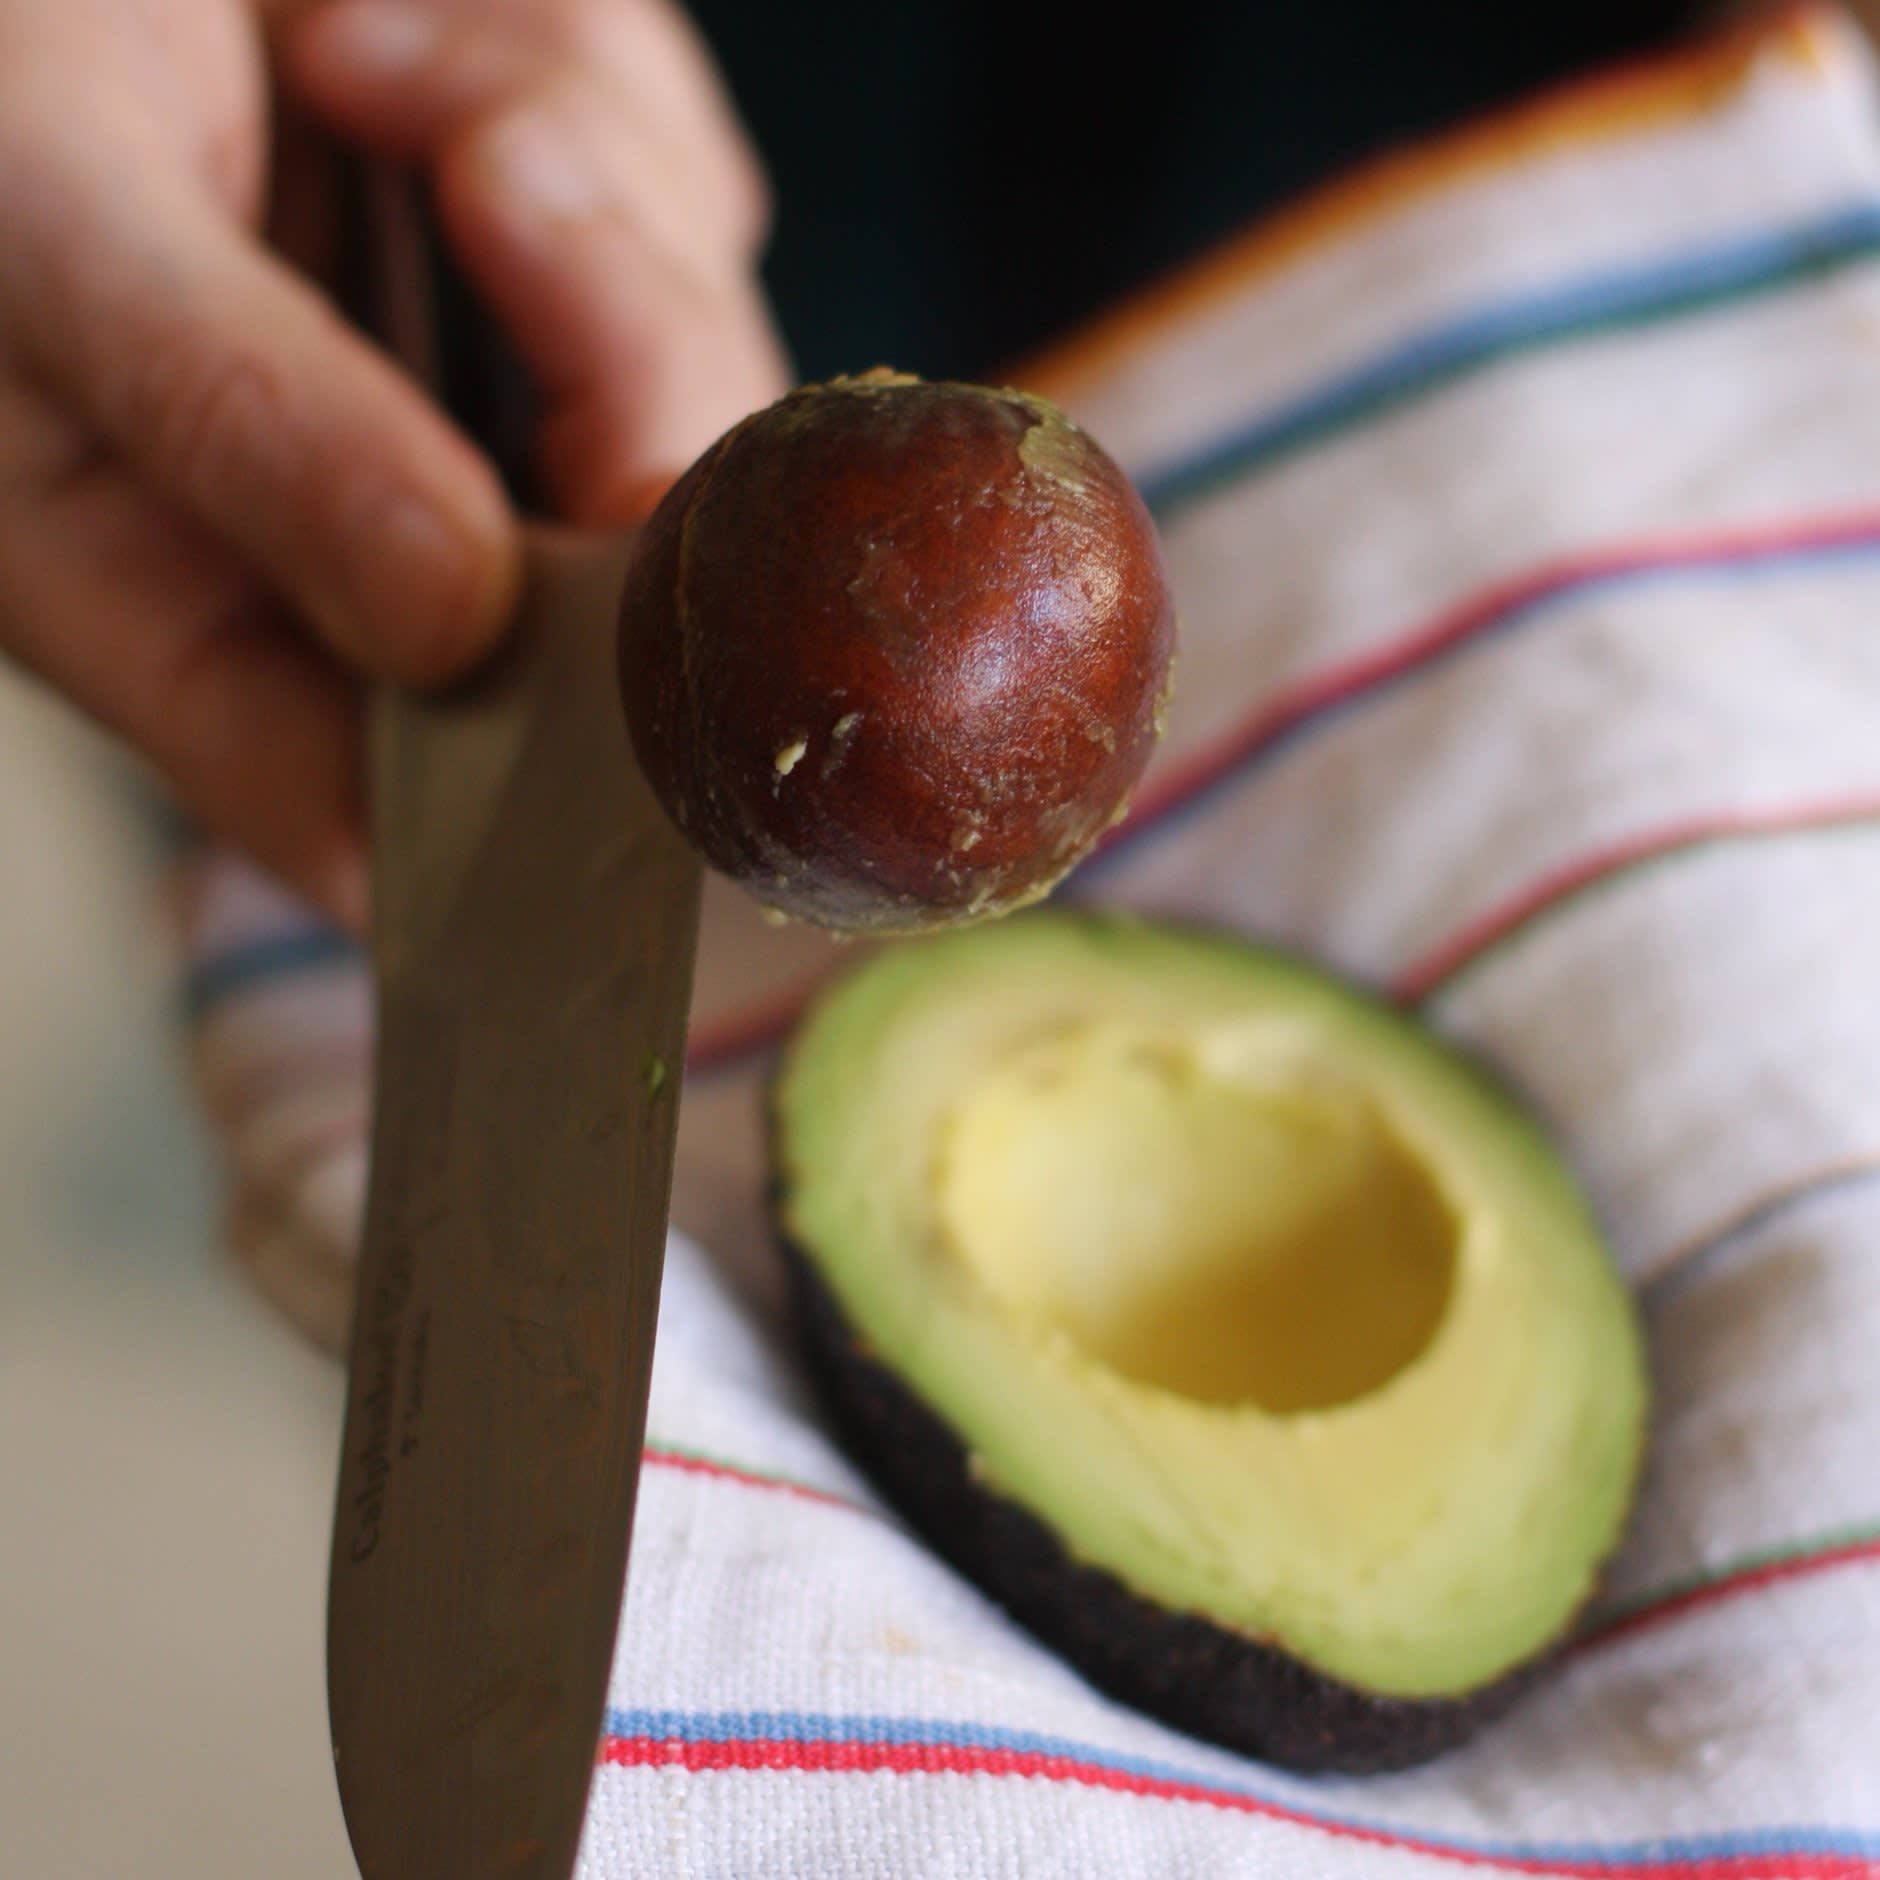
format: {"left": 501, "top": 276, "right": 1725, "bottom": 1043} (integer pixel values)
{"left": 327, "top": 172, "right": 702, "bottom": 1879}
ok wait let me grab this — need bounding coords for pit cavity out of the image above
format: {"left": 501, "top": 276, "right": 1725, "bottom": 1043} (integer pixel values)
{"left": 935, "top": 1024, "right": 1458, "bottom": 1414}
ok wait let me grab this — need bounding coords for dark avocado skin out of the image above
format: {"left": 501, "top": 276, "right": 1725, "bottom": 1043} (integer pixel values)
{"left": 780, "top": 1239, "right": 1546, "bottom": 1776}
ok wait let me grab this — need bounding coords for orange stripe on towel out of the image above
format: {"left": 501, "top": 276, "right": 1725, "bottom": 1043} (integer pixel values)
{"left": 1015, "top": 4, "right": 1842, "bottom": 401}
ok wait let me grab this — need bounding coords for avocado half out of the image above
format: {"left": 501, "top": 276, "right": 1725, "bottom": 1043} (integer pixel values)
{"left": 770, "top": 912, "right": 1649, "bottom": 1773}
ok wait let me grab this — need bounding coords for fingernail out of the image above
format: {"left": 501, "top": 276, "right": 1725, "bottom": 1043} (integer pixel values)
{"left": 478, "top": 110, "right": 605, "bottom": 221}
{"left": 311, "top": 2, "right": 440, "bottom": 77}
{"left": 346, "top": 487, "right": 515, "bottom": 684}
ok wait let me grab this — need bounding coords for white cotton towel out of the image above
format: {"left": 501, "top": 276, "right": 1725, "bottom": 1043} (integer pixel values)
{"left": 179, "top": 10, "right": 1880, "bottom": 1870}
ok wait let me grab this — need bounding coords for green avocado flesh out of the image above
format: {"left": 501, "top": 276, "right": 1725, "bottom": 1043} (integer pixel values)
{"left": 774, "top": 912, "right": 1648, "bottom": 1708}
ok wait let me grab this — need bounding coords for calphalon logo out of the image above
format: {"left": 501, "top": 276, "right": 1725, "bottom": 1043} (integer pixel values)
{"left": 348, "top": 1024, "right": 454, "bottom": 1566}
{"left": 348, "top": 1242, "right": 414, "bottom": 1563}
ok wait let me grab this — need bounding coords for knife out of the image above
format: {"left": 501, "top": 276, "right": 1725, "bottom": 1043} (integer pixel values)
{"left": 326, "top": 169, "right": 702, "bottom": 1879}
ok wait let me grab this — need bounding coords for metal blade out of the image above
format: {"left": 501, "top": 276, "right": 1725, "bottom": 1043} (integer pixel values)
{"left": 328, "top": 529, "right": 701, "bottom": 1880}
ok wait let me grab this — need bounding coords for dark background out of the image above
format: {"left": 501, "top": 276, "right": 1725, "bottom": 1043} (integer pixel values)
{"left": 687, "top": 0, "right": 1706, "bottom": 382}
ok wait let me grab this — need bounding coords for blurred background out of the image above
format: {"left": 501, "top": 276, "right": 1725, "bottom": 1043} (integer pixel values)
{"left": 0, "top": 673, "right": 354, "bottom": 1876}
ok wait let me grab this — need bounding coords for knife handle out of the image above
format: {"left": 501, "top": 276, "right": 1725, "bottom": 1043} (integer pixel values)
{"left": 337, "top": 161, "right": 542, "bottom": 510}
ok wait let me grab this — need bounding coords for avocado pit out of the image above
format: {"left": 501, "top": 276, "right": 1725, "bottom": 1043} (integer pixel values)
{"left": 616, "top": 372, "right": 1176, "bottom": 933}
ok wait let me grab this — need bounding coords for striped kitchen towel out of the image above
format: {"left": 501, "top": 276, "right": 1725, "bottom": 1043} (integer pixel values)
{"left": 179, "top": 6, "right": 1880, "bottom": 1871}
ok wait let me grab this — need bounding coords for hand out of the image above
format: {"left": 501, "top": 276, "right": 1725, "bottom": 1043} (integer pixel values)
{"left": 0, "top": 0, "right": 791, "bottom": 926}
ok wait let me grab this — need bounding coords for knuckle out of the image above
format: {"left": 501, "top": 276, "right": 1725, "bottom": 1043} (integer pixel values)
{"left": 115, "top": 329, "right": 294, "bottom": 506}
{"left": 196, "top": 110, "right": 264, "bottom": 221}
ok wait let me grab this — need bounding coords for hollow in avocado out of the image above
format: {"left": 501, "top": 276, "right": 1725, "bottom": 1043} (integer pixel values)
{"left": 770, "top": 911, "right": 1648, "bottom": 1773}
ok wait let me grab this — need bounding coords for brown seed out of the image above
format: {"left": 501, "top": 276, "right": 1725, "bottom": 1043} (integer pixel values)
{"left": 617, "top": 370, "right": 1176, "bottom": 933}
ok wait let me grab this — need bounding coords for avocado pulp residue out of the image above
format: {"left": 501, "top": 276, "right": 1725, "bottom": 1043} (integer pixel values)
{"left": 935, "top": 1025, "right": 1459, "bottom": 1414}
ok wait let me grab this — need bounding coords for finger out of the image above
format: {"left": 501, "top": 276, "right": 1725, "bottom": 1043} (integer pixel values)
{"left": 438, "top": 88, "right": 792, "bottom": 510}
{"left": 311, "top": 28, "right": 733, "bottom": 276}
{"left": 556, "top": 0, "right": 773, "bottom": 257}
{"left": 290, "top": 0, "right": 768, "bottom": 256}
{"left": 288, "top": 0, "right": 789, "bottom": 511}
{"left": 530, "top": 297, "right": 781, "bottom": 526}
{"left": 0, "top": 116, "right": 520, "bottom": 688}
{"left": 290, "top": 4, "right": 541, "bottom": 155}
{"left": 0, "top": 374, "right": 367, "bottom": 927}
